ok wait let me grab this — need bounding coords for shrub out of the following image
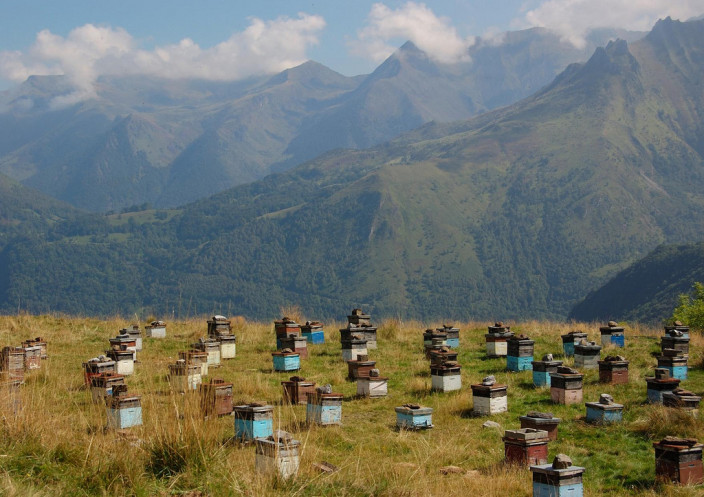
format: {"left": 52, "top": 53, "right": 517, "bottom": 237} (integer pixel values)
{"left": 671, "top": 282, "right": 704, "bottom": 330}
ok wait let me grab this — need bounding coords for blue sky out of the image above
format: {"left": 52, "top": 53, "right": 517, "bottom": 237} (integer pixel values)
{"left": 1, "top": 0, "right": 703, "bottom": 92}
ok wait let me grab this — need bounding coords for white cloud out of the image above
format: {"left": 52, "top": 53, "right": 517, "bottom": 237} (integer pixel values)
{"left": 0, "top": 13, "right": 325, "bottom": 107}
{"left": 519, "top": 0, "right": 704, "bottom": 48}
{"left": 349, "top": 2, "right": 475, "bottom": 64}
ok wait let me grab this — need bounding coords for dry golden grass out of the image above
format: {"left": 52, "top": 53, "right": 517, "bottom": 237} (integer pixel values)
{"left": 0, "top": 314, "right": 702, "bottom": 496}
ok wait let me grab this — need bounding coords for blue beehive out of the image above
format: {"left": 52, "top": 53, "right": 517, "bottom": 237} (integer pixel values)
{"left": 301, "top": 321, "right": 325, "bottom": 344}
{"left": 438, "top": 325, "right": 460, "bottom": 348}
{"left": 585, "top": 394, "right": 623, "bottom": 424}
{"left": 645, "top": 368, "right": 681, "bottom": 403}
{"left": 561, "top": 331, "right": 587, "bottom": 357}
{"left": 395, "top": 404, "right": 433, "bottom": 430}
{"left": 272, "top": 350, "right": 300, "bottom": 372}
{"left": 658, "top": 351, "right": 688, "bottom": 380}
{"left": 306, "top": 389, "right": 342, "bottom": 425}
{"left": 531, "top": 456, "right": 585, "bottom": 497}
{"left": 233, "top": 403, "right": 274, "bottom": 441}
{"left": 532, "top": 357, "right": 562, "bottom": 387}
{"left": 599, "top": 322, "right": 625, "bottom": 348}
{"left": 106, "top": 389, "right": 142, "bottom": 429}
{"left": 507, "top": 335, "right": 534, "bottom": 372}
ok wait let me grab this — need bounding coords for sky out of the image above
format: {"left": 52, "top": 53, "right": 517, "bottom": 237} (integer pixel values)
{"left": 1, "top": 0, "right": 703, "bottom": 98}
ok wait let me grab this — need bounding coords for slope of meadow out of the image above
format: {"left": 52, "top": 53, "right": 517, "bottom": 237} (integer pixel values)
{"left": 0, "top": 314, "right": 702, "bottom": 496}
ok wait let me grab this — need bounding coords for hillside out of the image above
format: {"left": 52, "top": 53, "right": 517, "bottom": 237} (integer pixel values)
{"left": 0, "top": 18, "right": 702, "bottom": 320}
{"left": 0, "top": 27, "right": 641, "bottom": 212}
{"left": 569, "top": 242, "right": 704, "bottom": 323}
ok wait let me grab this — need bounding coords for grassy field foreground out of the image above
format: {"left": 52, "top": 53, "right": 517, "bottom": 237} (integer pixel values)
{"left": 0, "top": 314, "right": 703, "bottom": 496}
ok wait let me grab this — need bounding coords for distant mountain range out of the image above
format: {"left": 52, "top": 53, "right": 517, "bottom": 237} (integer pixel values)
{"left": 0, "top": 27, "right": 643, "bottom": 212}
{"left": 569, "top": 242, "right": 704, "bottom": 323}
{"left": 0, "top": 17, "right": 702, "bottom": 321}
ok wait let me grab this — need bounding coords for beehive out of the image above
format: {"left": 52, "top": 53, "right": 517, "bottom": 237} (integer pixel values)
{"left": 664, "top": 322, "right": 690, "bottom": 339}
{"left": 598, "top": 356, "right": 629, "bottom": 385}
{"left": 193, "top": 338, "right": 221, "bottom": 368}
{"left": 646, "top": 368, "right": 681, "bottom": 403}
{"left": 219, "top": 334, "right": 237, "bottom": 360}
{"left": 106, "top": 390, "right": 142, "bottom": 429}
{"left": 423, "top": 329, "right": 447, "bottom": 348}
{"left": 274, "top": 318, "right": 300, "bottom": 348}
{"left": 560, "top": 331, "right": 587, "bottom": 357}
{"left": 207, "top": 315, "right": 231, "bottom": 337}
{"left": 145, "top": 320, "right": 166, "bottom": 338}
{"left": 168, "top": 361, "right": 202, "bottom": 392}
{"left": 301, "top": 321, "right": 325, "bottom": 344}
{"left": 520, "top": 412, "right": 561, "bottom": 441}
{"left": 178, "top": 349, "right": 209, "bottom": 377}
{"left": 531, "top": 456, "right": 585, "bottom": 497}
{"left": 255, "top": 431, "right": 300, "bottom": 479}
{"left": 105, "top": 348, "right": 134, "bottom": 376}
{"left": 395, "top": 404, "right": 433, "bottom": 430}
{"left": 658, "top": 350, "right": 688, "bottom": 380}
{"left": 654, "top": 437, "right": 703, "bottom": 485}
{"left": 347, "top": 355, "right": 376, "bottom": 381}
{"left": 430, "top": 362, "right": 461, "bottom": 393}
{"left": 278, "top": 334, "right": 307, "bottom": 360}
{"left": 341, "top": 336, "right": 368, "bottom": 362}
{"left": 574, "top": 341, "right": 601, "bottom": 370}
{"left": 233, "top": 403, "right": 274, "bottom": 441}
{"left": 599, "top": 322, "right": 625, "bottom": 348}
{"left": 471, "top": 380, "right": 508, "bottom": 416}
{"left": 503, "top": 429, "right": 549, "bottom": 466}
{"left": 272, "top": 350, "right": 300, "bottom": 372}
{"left": 661, "top": 335, "right": 689, "bottom": 356}
{"left": 126, "top": 325, "right": 142, "bottom": 351}
{"left": 22, "top": 337, "right": 47, "bottom": 359}
{"left": 532, "top": 358, "right": 562, "bottom": 387}
{"left": 507, "top": 335, "right": 534, "bottom": 372}
{"left": 199, "top": 379, "right": 233, "bottom": 417}
{"left": 281, "top": 376, "right": 316, "bottom": 405}
{"left": 21, "top": 345, "right": 41, "bottom": 371}
{"left": 356, "top": 370, "right": 388, "bottom": 398}
{"left": 110, "top": 334, "right": 137, "bottom": 361}
{"left": 663, "top": 389, "right": 701, "bottom": 416}
{"left": 307, "top": 390, "right": 342, "bottom": 425}
{"left": 82, "top": 356, "right": 115, "bottom": 386}
{"left": 585, "top": 394, "right": 623, "bottom": 424}
{"left": 485, "top": 322, "right": 513, "bottom": 358}
{"left": 550, "top": 367, "right": 584, "bottom": 405}
{"left": 90, "top": 372, "right": 125, "bottom": 404}
{"left": 438, "top": 325, "right": 460, "bottom": 348}
{"left": 1, "top": 347, "right": 25, "bottom": 382}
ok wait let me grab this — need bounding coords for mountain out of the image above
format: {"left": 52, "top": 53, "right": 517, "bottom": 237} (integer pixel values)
{"left": 0, "top": 18, "right": 700, "bottom": 320}
{"left": 569, "top": 243, "right": 704, "bottom": 323}
{"left": 0, "top": 27, "right": 643, "bottom": 212}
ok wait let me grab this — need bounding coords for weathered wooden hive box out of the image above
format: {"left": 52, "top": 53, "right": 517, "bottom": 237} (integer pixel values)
{"left": 471, "top": 381, "right": 508, "bottom": 416}
{"left": 199, "top": 378, "right": 233, "bottom": 417}
{"left": 274, "top": 318, "right": 300, "bottom": 348}
{"left": 574, "top": 341, "right": 601, "bottom": 370}
{"left": 485, "top": 322, "right": 513, "bottom": 358}
{"left": 341, "top": 325, "right": 377, "bottom": 350}
{"left": 82, "top": 356, "right": 115, "bottom": 386}
{"left": 663, "top": 389, "right": 701, "bottom": 416}
{"left": 0, "top": 375, "right": 22, "bottom": 414}
{"left": 585, "top": 394, "right": 623, "bottom": 424}
{"left": 106, "top": 348, "right": 134, "bottom": 376}
{"left": 653, "top": 437, "right": 703, "bottom": 485}
{"left": 21, "top": 345, "right": 41, "bottom": 371}
{"left": 429, "top": 347, "right": 457, "bottom": 367}
{"left": 599, "top": 323, "right": 625, "bottom": 348}
{"left": 424, "top": 337, "right": 447, "bottom": 359}
{"left": 347, "top": 355, "right": 375, "bottom": 381}
{"left": 423, "top": 329, "right": 447, "bottom": 348}
{"left": 507, "top": 335, "right": 534, "bottom": 372}
{"left": 272, "top": 350, "right": 300, "bottom": 372}
{"left": 340, "top": 335, "right": 368, "bottom": 362}
{"left": 347, "top": 308, "right": 371, "bottom": 327}
{"left": 520, "top": 411, "right": 561, "bottom": 441}
{"left": 110, "top": 334, "right": 137, "bottom": 361}
{"left": 550, "top": 367, "right": 584, "bottom": 405}
{"left": 179, "top": 349, "right": 209, "bottom": 377}
{"left": 255, "top": 431, "right": 300, "bottom": 479}
{"left": 395, "top": 404, "right": 433, "bottom": 430}
{"left": 145, "top": 320, "right": 167, "bottom": 338}
{"left": 646, "top": 368, "right": 681, "bottom": 403}
{"left": 218, "top": 334, "right": 237, "bottom": 360}
{"left": 22, "top": 337, "right": 47, "bottom": 359}
{"left": 503, "top": 428, "right": 549, "bottom": 466}
{"left": 207, "top": 315, "right": 231, "bottom": 337}
{"left": 356, "top": 371, "right": 388, "bottom": 398}
{"left": 430, "top": 362, "right": 461, "bottom": 393}
{"left": 661, "top": 335, "right": 689, "bottom": 357}
{"left": 658, "top": 349, "right": 688, "bottom": 380}
{"left": 301, "top": 321, "right": 325, "bottom": 344}
{"left": 530, "top": 458, "right": 585, "bottom": 497}
{"left": 598, "top": 356, "right": 629, "bottom": 385}
{"left": 233, "top": 403, "right": 274, "bottom": 441}
{"left": 307, "top": 390, "right": 343, "bottom": 425}
{"left": 1, "top": 347, "right": 25, "bottom": 382}
{"left": 126, "top": 325, "right": 142, "bottom": 351}
{"left": 438, "top": 325, "right": 460, "bottom": 348}
{"left": 532, "top": 359, "right": 562, "bottom": 387}
{"left": 106, "top": 390, "right": 142, "bottom": 429}
{"left": 90, "top": 372, "right": 125, "bottom": 404}
{"left": 193, "top": 338, "right": 221, "bottom": 367}
{"left": 168, "top": 361, "right": 202, "bottom": 392}
{"left": 561, "top": 331, "right": 587, "bottom": 357}
{"left": 278, "top": 334, "right": 307, "bottom": 360}
{"left": 281, "top": 376, "right": 316, "bottom": 405}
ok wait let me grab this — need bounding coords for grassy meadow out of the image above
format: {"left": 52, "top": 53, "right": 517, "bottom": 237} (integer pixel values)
{"left": 0, "top": 314, "right": 703, "bottom": 496}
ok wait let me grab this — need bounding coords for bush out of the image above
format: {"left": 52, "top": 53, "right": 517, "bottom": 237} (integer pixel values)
{"left": 671, "top": 282, "right": 704, "bottom": 330}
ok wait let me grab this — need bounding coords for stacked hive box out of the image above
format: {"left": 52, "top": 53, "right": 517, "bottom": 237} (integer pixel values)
{"left": 281, "top": 376, "right": 316, "bottom": 405}
{"left": 110, "top": 333, "right": 137, "bottom": 361}
{"left": 179, "top": 350, "right": 209, "bottom": 377}
{"left": 357, "top": 369, "right": 388, "bottom": 398}
{"left": 193, "top": 337, "right": 221, "bottom": 368}
{"left": 199, "top": 378, "right": 233, "bottom": 417}
{"left": 653, "top": 437, "right": 703, "bottom": 485}
{"left": 341, "top": 308, "right": 377, "bottom": 349}
{"left": 574, "top": 341, "right": 601, "bottom": 370}
{"left": 341, "top": 335, "right": 367, "bottom": 362}
{"left": 126, "top": 325, "right": 142, "bottom": 352}
{"left": 208, "top": 315, "right": 236, "bottom": 360}
{"left": 106, "top": 348, "right": 134, "bottom": 376}
{"left": 431, "top": 361, "right": 461, "bottom": 393}
{"left": 503, "top": 428, "right": 549, "bottom": 466}
{"left": 658, "top": 349, "right": 688, "bottom": 380}
{"left": 507, "top": 335, "right": 534, "bottom": 372}
{"left": 550, "top": 367, "right": 584, "bottom": 405}
{"left": 661, "top": 332, "right": 689, "bottom": 357}
{"left": 646, "top": 368, "right": 681, "bottom": 404}
{"left": 22, "top": 337, "right": 47, "bottom": 359}
{"left": 1, "top": 347, "right": 25, "bottom": 383}
{"left": 532, "top": 355, "right": 562, "bottom": 387}
{"left": 663, "top": 389, "right": 701, "bottom": 416}
{"left": 21, "top": 345, "right": 41, "bottom": 371}
{"left": 106, "top": 385, "right": 142, "bottom": 429}
{"left": 347, "top": 354, "right": 375, "bottom": 381}
{"left": 664, "top": 321, "right": 690, "bottom": 339}
{"left": 278, "top": 334, "right": 308, "bottom": 360}
{"left": 82, "top": 356, "right": 115, "bottom": 386}
{"left": 598, "top": 355, "right": 629, "bottom": 384}
{"left": 438, "top": 325, "right": 460, "bottom": 348}
{"left": 520, "top": 412, "right": 561, "bottom": 441}
{"left": 561, "top": 331, "right": 587, "bottom": 357}
{"left": 168, "top": 360, "right": 202, "bottom": 392}
{"left": 301, "top": 321, "right": 325, "bottom": 344}
{"left": 307, "top": 388, "right": 342, "bottom": 425}
{"left": 90, "top": 372, "right": 125, "bottom": 404}
{"left": 274, "top": 318, "right": 301, "bottom": 349}
{"left": 599, "top": 321, "right": 625, "bottom": 348}
{"left": 485, "top": 322, "right": 513, "bottom": 358}
{"left": 255, "top": 431, "right": 300, "bottom": 479}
